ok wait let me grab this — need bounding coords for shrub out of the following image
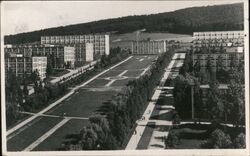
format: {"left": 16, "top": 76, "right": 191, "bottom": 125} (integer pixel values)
{"left": 165, "top": 130, "right": 180, "bottom": 149}
{"left": 234, "top": 133, "right": 245, "bottom": 148}
{"left": 210, "top": 129, "right": 232, "bottom": 149}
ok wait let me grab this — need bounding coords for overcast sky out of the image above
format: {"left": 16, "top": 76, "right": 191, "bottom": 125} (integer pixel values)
{"left": 2, "top": 1, "right": 243, "bottom": 35}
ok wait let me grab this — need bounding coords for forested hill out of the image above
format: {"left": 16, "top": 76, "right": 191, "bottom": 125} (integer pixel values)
{"left": 4, "top": 3, "right": 243, "bottom": 44}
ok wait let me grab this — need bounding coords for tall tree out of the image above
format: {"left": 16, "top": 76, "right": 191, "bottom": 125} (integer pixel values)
{"left": 206, "top": 81, "right": 224, "bottom": 122}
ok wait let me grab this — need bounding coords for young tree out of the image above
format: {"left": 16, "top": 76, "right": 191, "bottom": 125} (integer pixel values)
{"left": 210, "top": 129, "right": 232, "bottom": 149}
{"left": 206, "top": 81, "right": 224, "bottom": 123}
{"left": 234, "top": 133, "right": 246, "bottom": 148}
{"left": 205, "top": 56, "right": 213, "bottom": 82}
{"left": 79, "top": 126, "right": 98, "bottom": 150}
{"left": 165, "top": 131, "right": 180, "bottom": 149}
{"left": 226, "top": 80, "right": 245, "bottom": 127}
{"left": 5, "top": 71, "right": 23, "bottom": 127}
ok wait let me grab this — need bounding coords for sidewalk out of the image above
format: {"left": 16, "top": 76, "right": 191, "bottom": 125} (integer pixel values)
{"left": 50, "top": 60, "right": 98, "bottom": 84}
{"left": 125, "top": 53, "right": 183, "bottom": 150}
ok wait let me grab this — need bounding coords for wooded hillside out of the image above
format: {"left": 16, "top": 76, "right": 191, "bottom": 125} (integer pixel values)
{"left": 4, "top": 3, "right": 243, "bottom": 44}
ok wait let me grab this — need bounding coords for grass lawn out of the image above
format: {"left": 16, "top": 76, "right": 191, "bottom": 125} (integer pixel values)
{"left": 85, "top": 79, "right": 110, "bottom": 87}
{"left": 7, "top": 117, "right": 63, "bottom": 151}
{"left": 33, "top": 119, "right": 89, "bottom": 151}
{"left": 150, "top": 111, "right": 173, "bottom": 121}
{"left": 111, "top": 78, "right": 135, "bottom": 87}
{"left": 136, "top": 122, "right": 156, "bottom": 149}
{"left": 127, "top": 32, "right": 192, "bottom": 41}
{"left": 156, "top": 96, "right": 174, "bottom": 106}
{"left": 113, "top": 56, "right": 156, "bottom": 71}
{"left": 110, "top": 32, "right": 192, "bottom": 49}
{"left": 7, "top": 114, "right": 32, "bottom": 130}
{"left": 124, "top": 70, "right": 143, "bottom": 77}
{"left": 99, "top": 70, "right": 123, "bottom": 78}
{"left": 166, "top": 123, "right": 212, "bottom": 149}
{"left": 45, "top": 89, "right": 117, "bottom": 117}
{"left": 164, "top": 77, "right": 175, "bottom": 87}
{"left": 176, "top": 139, "right": 204, "bottom": 149}
{"left": 49, "top": 69, "right": 70, "bottom": 77}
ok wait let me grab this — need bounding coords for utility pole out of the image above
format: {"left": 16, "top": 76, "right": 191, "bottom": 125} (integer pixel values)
{"left": 191, "top": 83, "right": 194, "bottom": 119}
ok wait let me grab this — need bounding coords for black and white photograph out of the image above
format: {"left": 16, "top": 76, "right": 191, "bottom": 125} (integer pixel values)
{"left": 1, "top": 1, "right": 249, "bottom": 155}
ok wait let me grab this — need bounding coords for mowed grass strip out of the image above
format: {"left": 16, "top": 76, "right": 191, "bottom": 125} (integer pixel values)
{"left": 45, "top": 89, "right": 117, "bottom": 117}
{"left": 33, "top": 119, "right": 89, "bottom": 151}
{"left": 7, "top": 117, "right": 63, "bottom": 151}
{"left": 110, "top": 78, "right": 135, "bottom": 87}
{"left": 136, "top": 122, "right": 156, "bottom": 150}
{"left": 99, "top": 70, "right": 123, "bottom": 78}
{"left": 113, "top": 55, "right": 157, "bottom": 71}
{"left": 123, "top": 70, "right": 143, "bottom": 77}
{"left": 85, "top": 79, "right": 110, "bottom": 87}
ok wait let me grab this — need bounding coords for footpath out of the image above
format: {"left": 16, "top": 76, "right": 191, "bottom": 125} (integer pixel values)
{"left": 125, "top": 53, "right": 186, "bottom": 150}
{"left": 7, "top": 56, "right": 133, "bottom": 137}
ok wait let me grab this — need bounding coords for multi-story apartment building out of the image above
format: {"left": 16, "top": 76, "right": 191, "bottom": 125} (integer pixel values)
{"left": 192, "top": 31, "right": 244, "bottom": 71}
{"left": 193, "top": 31, "right": 244, "bottom": 40}
{"left": 5, "top": 52, "right": 47, "bottom": 80}
{"left": 32, "top": 57, "right": 47, "bottom": 80}
{"left": 5, "top": 44, "right": 75, "bottom": 69}
{"left": 62, "top": 43, "right": 94, "bottom": 66}
{"left": 63, "top": 46, "right": 75, "bottom": 68}
{"left": 193, "top": 53, "right": 244, "bottom": 72}
{"left": 85, "top": 43, "right": 94, "bottom": 62}
{"left": 193, "top": 31, "right": 244, "bottom": 52}
{"left": 40, "top": 34, "right": 109, "bottom": 60}
{"left": 131, "top": 40, "right": 166, "bottom": 55}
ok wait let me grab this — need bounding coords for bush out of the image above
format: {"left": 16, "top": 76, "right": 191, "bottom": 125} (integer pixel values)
{"left": 210, "top": 129, "right": 232, "bottom": 149}
{"left": 165, "top": 130, "right": 180, "bottom": 149}
{"left": 234, "top": 133, "right": 245, "bottom": 148}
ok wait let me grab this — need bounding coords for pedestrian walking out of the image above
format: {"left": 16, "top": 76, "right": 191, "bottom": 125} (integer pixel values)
{"left": 148, "top": 110, "right": 151, "bottom": 114}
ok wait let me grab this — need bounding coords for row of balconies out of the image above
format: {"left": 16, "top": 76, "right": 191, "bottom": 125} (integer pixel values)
{"left": 41, "top": 37, "right": 106, "bottom": 42}
{"left": 41, "top": 35, "right": 106, "bottom": 40}
{"left": 193, "top": 31, "right": 243, "bottom": 36}
{"left": 193, "top": 54, "right": 243, "bottom": 59}
{"left": 193, "top": 33, "right": 243, "bottom": 37}
{"left": 193, "top": 38, "right": 244, "bottom": 43}
{"left": 193, "top": 43, "right": 243, "bottom": 47}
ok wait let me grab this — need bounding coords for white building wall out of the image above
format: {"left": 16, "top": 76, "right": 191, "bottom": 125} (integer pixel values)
{"left": 64, "top": 47, "right": 75, "bottom": 68}
{"left": 105, "top": 35, "right": 110, "bottom": 55}
{"left": 41, "top": 34, "right": 110, "bottom": 58}
{"left": 85, "top": 43, "right": 94, "bottom": 62}
{"left": 131, "top": 41, "right": 165, "bottom": 55}
{"left": 32, "top": 57, "right": 47, "bottom": 80}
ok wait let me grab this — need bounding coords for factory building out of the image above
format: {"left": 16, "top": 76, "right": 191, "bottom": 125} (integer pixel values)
{"left": 131, "top": 40, "right": 166, "bottom": 55}
{"left": 40, "top": 34, "right": 109, "bottom": 60}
